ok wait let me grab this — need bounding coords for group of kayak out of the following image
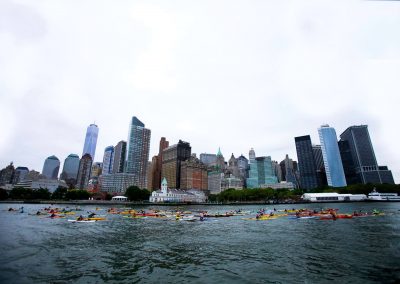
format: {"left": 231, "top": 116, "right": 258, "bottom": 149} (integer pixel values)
{"left": 248, "top": 207, "right": 386, "bottom": 221}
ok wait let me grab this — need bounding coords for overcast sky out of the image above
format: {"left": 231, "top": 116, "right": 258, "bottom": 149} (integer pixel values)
{"left": 0, "top": 0, "right": 399, "bottom": 183}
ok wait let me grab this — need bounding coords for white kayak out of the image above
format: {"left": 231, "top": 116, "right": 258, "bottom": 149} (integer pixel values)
{"left": 68, "top": 219, "right": 96, "bottom": 223}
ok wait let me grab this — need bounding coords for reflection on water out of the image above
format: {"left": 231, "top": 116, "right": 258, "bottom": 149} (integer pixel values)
{"left": 0, "top": 203, "right": 399, "bottom": 283}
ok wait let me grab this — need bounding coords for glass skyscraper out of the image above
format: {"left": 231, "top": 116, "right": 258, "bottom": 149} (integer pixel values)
{"left": 82, "top": 124, "right": 99, "bottom": 160}
{"left": 318, "top": 125, "right": 347, "bottom": 187}
{"left": 102, "top": 146, "right": 114, "bottom": 175}
{"left": 113, "top": 141, "right": 127, "bottom": 174}
{"left": 61, "top": 154, "right": 80, "bottom": 181}
{"left": 295, "top": 135, "right": 319, "bottom": 190}
{"left": 246, "top": 149, "right": 278, "bottom": 188}
{"left": 339, "top": 125, "right": 394, "bottom": 184}
{"left": 42, "top": 155, "right": 60, "bottom": 180}
{"left": 125, "top": 116, "right": 151, "bottom": 189}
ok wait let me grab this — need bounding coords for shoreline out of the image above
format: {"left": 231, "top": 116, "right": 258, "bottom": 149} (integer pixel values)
{"left": 1, "top": 200, "right": 399, "bottom": 206}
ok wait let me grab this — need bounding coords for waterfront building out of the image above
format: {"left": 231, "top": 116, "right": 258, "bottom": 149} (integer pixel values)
{"left": 14, "top": 179, "right": 68, "bottom": 193}
{"left": 180, "top": 155, "right": 208, "bottom": 191}
{"left": 125, "top": 116, "right": 151, "bottom": 189}
{"left": 150, "top": 137, "right": 170, "bottom": 191}
{"left": 272, "top": 161, "right": 283, "bottom": 182}
{"left": 200, "top": 153, "right": 217, "bottom": 166}
{"left": 261, "top": 181, "right": 295, "bottom": 190}
{"left": 227, "top": 154, "right": 240, "bottom": 178}
{"left": 149, "top": 177, "right": 207, "bottom": 203}
{"left": 221, "top": 175, "right": 243, "bottom": 191}
{"left": 42, "top": 155, "right": 60, "bottom": 180}
{"left": 208, "top": 171, "right": 224, "bottom": 194}
{"left": 112, "top": 141, "right": 127, "bottom": 174}
{"left": 99, "top": 173, "right": 137, "bottom": 194}
{"left": 302, "top": 192, "right": 366, "bottom": 202}
{"left": 82, "top": 123, "right": 99, "bottom": 161}
{"left": 280, "top": 154, "right": 297, "bottom": 187}
{"left": 26, "top": 170, "right": 41, "bottom": 181}
{"left": 60, "top": 154, "right": 80, "bottom": 185}
{"left": 13, "top": 166, "right": 29, "bottom": 184}
{"left": 161, "top": 140, "right": 191, "bottom": 189}
{"left": 76, "top": 154, "right": 92, "bottom": 190}
{"left": 215, "top": 148, "right": 226, "bottom": 171}
{"left": 147, "top": 158, "right": 155, "bottom": 190}
{"left": 0, "top": 162, "right": 15, "bottom": 185}
{"left": 318, "top": 125, "right": 347, "bottom": 187}
{"left": 91, "top": 162, "right": 103, "bottom": 178}
{"left": 246, "top": 149, "right": 278, "bottom": 188}
{"left": 295, "top": 135, "right": 319, "bottom": 190}
{"left": 339, "top": 125, "right": 395, "bottom": 184}
{"left": 102, "top": 146, "right": 114, "bottom": 175}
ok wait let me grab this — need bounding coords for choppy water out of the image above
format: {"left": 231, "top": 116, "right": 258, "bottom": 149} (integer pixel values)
{"left": 0, "top": 202, "right": 400, "bottom": 283}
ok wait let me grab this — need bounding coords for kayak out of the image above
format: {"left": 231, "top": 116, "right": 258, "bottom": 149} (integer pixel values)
{"left": 337, "top": 214, "right": 353, "bottom": 219}
{"left": 243, "top": 216, "right": 278, "bottom": 221}
{"left": 68, "top": 219, "right": 96, "bottom": 223}
{"left": 87, "top": 217, "right": 106, "bottom": 221}
{"left": 123, "top": 215, "right": 147, "bottom": 219}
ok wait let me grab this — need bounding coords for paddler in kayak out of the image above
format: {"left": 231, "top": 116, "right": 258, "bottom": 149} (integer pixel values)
{"left": 77, "top": 215, "right": 84, "bottom": 221}
{"left": 88, "top": 212, "right": 96, "bottom": 218}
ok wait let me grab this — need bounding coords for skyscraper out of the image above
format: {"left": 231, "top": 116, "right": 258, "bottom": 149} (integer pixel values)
{"left": 112, "top": 141, "right": 127, "bottom": 174}
{"left": 13, "top": 167, "right": 29, "bottom": 184}
{"left": 161, "top": 140, "right": 191, "bottom": 189}
{"left": 339, "top": 125, "right": 394, "bottom": 184}
{"left": 246, "top": 149, "right": 278, "bottom": 188}
{"left": 295, "top": 136, "right": 319, "bottom": 190}
{"left": 149, "top": 137, "right": 169, "bottom": 190}
{"left": 312, "top": 145, "right": 327, "bottom": 187}
{"left": 76, "top": 154, "right": 93, "bottom": 189}
{"left": 42, "top": 155, "right": 60, "bottom": 180}
{"left": 180, "top": 155, "right": 208, "bottom": 191}
{"left": 82, "top": 124, "right": 99, "bottom": 160}
{"left": 318, "top": 125, "right": 347, "bottom": 187}
{"left": 102, "top": 146, "right": 114, "bottom": 175}
{"left": 125, "top": 116, "right": 151, "bottom": 188}
{"left": 60, "top": 154, "right": 80, "bottom": 184}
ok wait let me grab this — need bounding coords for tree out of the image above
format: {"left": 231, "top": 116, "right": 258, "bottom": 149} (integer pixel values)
{"left": 32, "top": 188, "right": 51, "bottom": 200}
{"left": 0, "top": 188, "right": 8, "bottom": 200}
{"left": 65, "top": 189, "right": 91, "bottom": 200}
{"left": 9, "top": 187, "right": 33, "bottom": 199}
{"left": 125, "top": 186, "right": 150, "bottom": 201}
{"left": 52, "top": 187, "right": 68, "bottom": 200}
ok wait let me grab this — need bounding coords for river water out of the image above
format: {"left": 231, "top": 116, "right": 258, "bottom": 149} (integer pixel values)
{"left": 0, "top": 202, "right": 399, "bottom": 283}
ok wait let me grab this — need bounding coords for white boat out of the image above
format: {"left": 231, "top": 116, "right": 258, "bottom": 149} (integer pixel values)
{"left": 368, "top": 189, "right": 400, "bottom": 201}
{"left": 68, "top": 219, "right": 96, "bottom": 223}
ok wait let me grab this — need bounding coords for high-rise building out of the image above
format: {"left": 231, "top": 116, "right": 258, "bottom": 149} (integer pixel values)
{"left": 215, "top": 148, "right": 226, "bottom": 171}
{"left": 180, "top": 155, "right": 208, "bottom": 191}
{"left": 112, "top": 141, "right": 127, "bottom": 174}
{"left": 102, "top": 146, "right": 114, "bottom": 175}
{"left": 272, "top": 161, "right": 283, "bottom": 182}
{"left": 0, "top": 162, "right": 15, "bottom": 185}
{"left": 200, "top": 153, "right": 217, "bottom": 166}
{"left": 60, "top": 154, "right": 80, "bottom": 184}
{"left": 312, "top": 145, "right": 327, "bottom": 187}
{"left": 13, "top": 166, "right": 29, "bottom": 184}
{"left": 237, "top": 155, "right": 249, "bottom": 181}
{"left": 227, "top": 154, "right": 240, "bottom": 178}
{"left": 125, "top": 116, "right": 151, "bottom": 188}
{"left": 246, "top": 149, "right": 278, "bottom": 188}
{"left": 318, "top": 125, "right": 347, "bottom": 187}
{"left": 339, "top": 125, "right": 394, "bottom": 184}
{"left": 150, "top": 137, "right": 170, "bottom": 190}
{"left": 91, "top": 162, "right": 103, "bottom": 178}
{"left": 295, "top": 135, "right": 319, "bottom": 190}
{"left": 42, "top": 155, "right": 60, "bottom": 180}
{"left": 77, "top": 154, "right": 93, "bottom": 190}
{"left": 82, "top": 124, "right": 99, "bottom": 161}
{"left": 161, "top": 140, "right": 191, "bottom": 189}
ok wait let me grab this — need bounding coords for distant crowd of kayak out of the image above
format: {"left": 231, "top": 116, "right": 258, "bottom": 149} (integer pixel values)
{"left": 5, "top": 205, "right": 398, "bottom": 223}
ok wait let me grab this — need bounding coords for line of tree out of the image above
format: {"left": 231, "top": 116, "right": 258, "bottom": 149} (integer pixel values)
{"left": 125, "top": 186, "right": 150, "bottom": 201}
{"left": 3, "top": 187, "right": 92, "bottom": 201}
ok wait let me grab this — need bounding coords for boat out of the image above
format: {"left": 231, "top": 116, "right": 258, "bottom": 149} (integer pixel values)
{"left": 368, "top": 189, "right": 400, "bottom": 201}
{"left": 87, "top": 217, "right": 106, "bottom": 221}
{"left": 68, "top": 219, "right": 96, "bottom": 223}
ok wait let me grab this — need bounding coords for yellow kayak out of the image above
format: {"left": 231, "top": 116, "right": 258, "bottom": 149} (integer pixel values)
{"left": 87, "top": 217, "right": 106, "bottom": 221}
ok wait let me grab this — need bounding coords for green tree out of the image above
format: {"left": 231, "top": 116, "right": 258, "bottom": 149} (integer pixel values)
{"left": 32, "top": 188, "right": 51, "bottom": 200}
{"left": 125, "top": 186, "right": 150, "bottom": 201}
{"left": 65, "top": 189, "right": 91, "bottom": 200}
{"left": 9, "top": 187, "right": 33, "bottom": 199}
{"left": 51, "top": 187, "right": 68, "bottom": 200}
{"left": 0, "top": 188, "right": 8, "bottom": 200}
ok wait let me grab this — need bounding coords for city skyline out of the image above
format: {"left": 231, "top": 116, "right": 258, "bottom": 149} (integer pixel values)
{"left": 1, "top": 1, "right": 399, "bottom": 183}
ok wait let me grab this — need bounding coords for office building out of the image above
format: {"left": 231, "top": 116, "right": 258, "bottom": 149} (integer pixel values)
{"left": 180, "top": 155, "right": 208, "bottom": 191}
{"left": 91, "top": 162, "right": 103, "bottom": 178}
{"left": 100, "top": 173, "right": 137, "bottom": 194}
{"left": 318, "top": 125, "right": 347, "bottom": 187}
{"left": 13, "top": 167, "right": 29, "bottom": 184}
{"left": 161, "top": 140, "right": 191, "bottom": 189}
{"left": 102, "top": 146, "right": 114, "bottom": 175}
{"left": 149, "top": 137, "right": 170, "bottom": 190}
{"left": 42, "top": 155, "right": 60, "bottom": 180}
{"left": 125, "top": 116, "right": 151, "bottom": 189}
{"left": 200, "top": 153, "right": 217, "bottom": 166}
{"left": 60, "top": 154, "right": 80, "bottom": 184}
{"left": 76, "top": 154, "right": 92, "bottom": 190}
{"left": 82, "top": 123, "right": 99, "bottom": 160}
{"left": 246, "top": 149, "right": 278, "bottom": 188}
{"left": 112, "top": 141, "right": 127, "bottom": 174}
{"left": 0, "top": 163, "right": 15, "bottom": 185}
{"left": 339, "top": 125, "right": 394, "bottom": 184}
{"left": 295, "top": 135, "right": 319, "bottom": 190}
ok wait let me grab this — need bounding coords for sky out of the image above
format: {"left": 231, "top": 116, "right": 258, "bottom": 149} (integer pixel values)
{"left": 0, "top": 0, "right": 399, "bottom": 183}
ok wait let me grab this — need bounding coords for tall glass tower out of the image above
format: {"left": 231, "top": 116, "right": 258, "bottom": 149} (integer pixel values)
{"left": 42, "top": 155, "right": 60, "bottom": 180}
{"left": 295, "top": 135, "right": 319, "bottom": 190}
{"left": 318, "top": 125, "right": 347, "bottom": 187}
{"left": 82, "top": 124, "right": 99, "bottom": 160}
{"left": 102, "top": 146, "right": 114, "bottom": 175}
{"left": 125, "top": 116, "right": 151, "bottom": 188}
{"left": 61, "top": 154, "right": 80, "bottom": 181}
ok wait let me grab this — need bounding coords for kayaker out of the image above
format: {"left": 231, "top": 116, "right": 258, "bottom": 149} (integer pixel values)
{"left": 88, "top": 213, "right": 96, "bottom": 218}
{"left": 50, "top": 213, "right": 56, "bottom": 218}
{"left": 77, "top": 215, "right": 84, "bottom": 221}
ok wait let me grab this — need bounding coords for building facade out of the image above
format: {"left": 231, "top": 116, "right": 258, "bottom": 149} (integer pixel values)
{"left": 295, "top": 135, "right": 319, "bottom": 190}
{"left": 13, "top": 167, "right": 29, "bottom": 184}
{"left": 161, "top": 140, "right": 191, "bottom": 189}
{"left": 112, "top": 141, "right": 127, "bottom": 174}
{"left": 82, "top": 123, "right": 99, "bottom": 161}
{"left": 100, "top": 173, "right": 137, "bottom": 194}
{"left": 125, "top": 116, "right": 151, "bottom": 189}
{"left": 60, "top": 154, "right": 80, "bottom": 184}
{"left": 149, "top": 137, "right": 170, "bottom": 191}
{"left": 180, "top": 155, "right": 208, "bottom": 191}
{"left": 246, "top": 149, "right": 278, "bottom": 188}
{"left": 102, "top": 146, "right": 114, "bottom": 175}
{"left": 42, "top": 155, "right": 60, "bottom": 180}
{"left": 318, "top": 125, "right": 347, "bottom": 187}
{"left": 200, "top": 153, "right": 217, "bottom": 166}
{"left": 339, "top": 125, "right": 394, "bottom": 185}
{"left": 0, "top": 163, "right": 15, "bottom": 185}
{"left": 76, "top": 154, "right": 93, "bottom": 190}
